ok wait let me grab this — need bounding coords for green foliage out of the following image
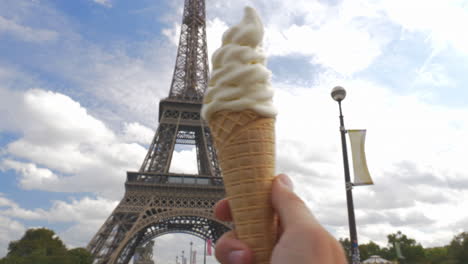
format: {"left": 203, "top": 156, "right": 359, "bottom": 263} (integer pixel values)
{"left": 338, "top": 231, "right": 468, "bottom": 264}
{"left": 386, "top": 231, "right": 426, "bottom": 263}
{"left": 0, "top": 228, "right": 93, "bottom": 264}
{"left": 447, "top": 232, "right": 468, "bottom": 263}
{"left": 359, "top": 241, "right": 381, "bottom": 260}
{"left": 4, "top": 228, "right": 464, "bottom": 264}
{"left": 68, "top": 248, "right": 94, "bottom": 264}
{"left": 6, "top": 228, "right": 68, "bottom": 259}
{"left": 424, "top": 246, "right": 449, "bottom": 264}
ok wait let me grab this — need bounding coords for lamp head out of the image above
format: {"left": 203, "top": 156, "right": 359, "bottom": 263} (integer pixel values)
{"left": 331, "top": 86, "right": 346, "bottom": 102}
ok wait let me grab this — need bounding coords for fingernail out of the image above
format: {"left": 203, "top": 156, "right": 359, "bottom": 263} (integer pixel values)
{"left": 278, "top": 173, "right": 293, "bottom": 190}
{"left": 228, "top": 250, "right": 245, "bottom": 264}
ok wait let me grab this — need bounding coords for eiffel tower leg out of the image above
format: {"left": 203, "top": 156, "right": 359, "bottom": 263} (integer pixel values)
{"left": 112, "top": 231, "right": 144, "bottom": 264}
{"left": 195, "top": 126, "right": 209, "bottom": 175}
{"left": 88, "top": 213, "right": 115, "bottom": 255}
{"left": 108, "top": 207, "right": 151, "bottom": 263}
{"left": 198, "top": 124, "right": 222, "bottom": 183}
{"left": 140, "top": 110, "right": 180, "bottom": 173}
{"left": 87, "top": 209, "right": 140, "bottom": 263}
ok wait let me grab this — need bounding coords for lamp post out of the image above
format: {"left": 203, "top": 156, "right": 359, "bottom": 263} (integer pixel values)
{"left": 190, "top": 241, "right": 193, "bottom": 264}
{"left": 203, "top": 238, "right": 206, "bottom": 264}
{"left": 331, "top": 86, "right": 360, "bottom": 264}
{"left": 203, "top": 226, "right": 209, "bottom": 264}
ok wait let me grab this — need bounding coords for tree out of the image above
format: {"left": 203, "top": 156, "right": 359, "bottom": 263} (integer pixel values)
{"left": 447, "top": 232, "right": 468, "bottom": 263}
{"left": 0, "top": 228, "right": 93, "bottom": 264}
{"left": 424, "top": 246, "right": 449, "bottom": 264}
{"left": 339, "top": 231, "right": 468, "bottom": 264}
{"left": 386, "top": 231, "right": 426, "bottom": 264}
{"left": 5, "top": 228, "right": 69, "bottom": 263}
{"left": 359, "top": 241, "right": 382, "bottom": 261}
{"left": 68, "top": 248, "right": 94, "bottom": 264}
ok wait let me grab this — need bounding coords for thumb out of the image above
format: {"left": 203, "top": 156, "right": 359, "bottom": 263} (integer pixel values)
{"left": 271, "top": 174, "right": 318, "bottom": 229}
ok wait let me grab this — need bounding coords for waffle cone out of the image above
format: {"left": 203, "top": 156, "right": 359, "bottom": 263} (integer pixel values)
{"left": 209, "top": 110, "right": 277, "bottom": 264}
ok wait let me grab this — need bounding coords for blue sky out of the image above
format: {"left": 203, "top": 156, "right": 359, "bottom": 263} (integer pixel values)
{"left": 1, "top": 0, "right": 468, "bottom": 263}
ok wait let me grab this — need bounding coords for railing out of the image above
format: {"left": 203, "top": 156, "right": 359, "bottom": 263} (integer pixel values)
{"left": 126, "top": 171, "right": 224, "bottom": 188}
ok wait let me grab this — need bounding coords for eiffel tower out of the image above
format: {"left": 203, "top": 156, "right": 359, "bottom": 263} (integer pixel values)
{"left": 87, "top": 0, "right": 230, "bottom": 263}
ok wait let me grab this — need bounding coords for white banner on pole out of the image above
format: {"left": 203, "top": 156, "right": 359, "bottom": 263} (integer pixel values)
{"left": 348, "top": 129, "right": 373, "bottom": 185}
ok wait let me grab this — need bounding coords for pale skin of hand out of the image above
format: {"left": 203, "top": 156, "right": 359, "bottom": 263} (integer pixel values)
{"left": 214, "top": 174, "right": 348, "bottom": 264}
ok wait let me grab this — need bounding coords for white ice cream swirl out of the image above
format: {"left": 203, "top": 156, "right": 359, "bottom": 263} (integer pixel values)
{"left": 201, "top": 7, "right": 277, "bottom": 122}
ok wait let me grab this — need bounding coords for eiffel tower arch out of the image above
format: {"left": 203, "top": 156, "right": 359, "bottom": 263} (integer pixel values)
{"left": 87, "top": 0, "right": 230, "bottom": 263}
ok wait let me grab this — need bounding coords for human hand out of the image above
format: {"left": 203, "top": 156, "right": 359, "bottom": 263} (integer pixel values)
{"left": 214, "top": 173, "right": 347, "bottom": 264}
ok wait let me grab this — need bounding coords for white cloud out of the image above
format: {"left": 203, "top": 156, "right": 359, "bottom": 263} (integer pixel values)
{"left": 0, "top": 215, "right": 25, "bottom": 257}
{"left": 0, "top": 15, "right": 58, "bottom": 43}
{"left": 63, "top": 41, "right": 175, "bottom": 127}
{"left": 0, "top": 194, "right": 45, "bottom": 220}
{"left": 2, "top": 89, "right": 114, "bottom": 145}
{"left": 162, "top": 23, "right": 180, "bottom": 46}
{"left": 381, "top": 0, "right": 468, "bottom": 55}
{"left": 206, "top": 0, "right": 468, "bottom": 77}
{"left": 414, "top": 63, "right": 454, "bottom": 88}
{"left": 122, "top": 122, "right": 154, "bottom": 145}
{"left": 60, "top": 221, "right": 107, "bottom": 250}
{"left": 0, "top": 193, "right": 117, "bottom": 251}
{"left": 3, "top": 0, "right": 176, "bottom": 128}
{"left": 0, "top": 88, "right": 147, "bottom": 198}
{"left": 0, "top": 193, "right": 116, "bottom": 223}
{"left": 206, "top": 0, "right": 391, "bottom": 75}
{"left": 264, "top": 20, "right": 383, "bottom": 75}
{"left": 92, "top": 0, "right": 112, "bottom": 8}
{"left": 47, "top": 197, "right": 117, "bottom": 223}
{"left": 1, "top": 160, "right": 60, "bottom": 191}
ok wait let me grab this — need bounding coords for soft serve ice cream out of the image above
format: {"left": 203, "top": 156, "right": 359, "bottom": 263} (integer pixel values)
{"left": 202, "top": 7, "right": 278, "bottom": 264}
{"left": 201, "top": 6, "right": 276, "bottom": 121}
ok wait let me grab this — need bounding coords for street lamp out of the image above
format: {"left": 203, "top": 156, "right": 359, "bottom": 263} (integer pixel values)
{"left": 203, "top": 226, "right": 210, "bottom": 264}
{"left": 331, "top": 86, "right": 346, "bottom": 102}
{"left": 331, "top": 86, "right": 361, "bottom": 264}
{"left": 190, "top": 241, "right": 193, "bottom": 264}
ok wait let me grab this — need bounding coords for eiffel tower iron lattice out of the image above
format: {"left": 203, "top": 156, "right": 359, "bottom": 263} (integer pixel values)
{"left": 87, "top": 1, "right": 230, "bottom": 263}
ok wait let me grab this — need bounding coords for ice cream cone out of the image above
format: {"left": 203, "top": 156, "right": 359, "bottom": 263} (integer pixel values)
{"left": 209, "top": 109, "right": 277, "bottom": 264}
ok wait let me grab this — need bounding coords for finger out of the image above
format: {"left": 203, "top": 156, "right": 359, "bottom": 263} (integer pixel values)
{"left": 214, "top": 198, "right": 233, "bottom": 222}
{"left": 215, "top": 231, "right": 253, "bottom": 264}
{"left": 271, "top": 174, "right": 318, "bottom": 229}
{"left": 276, "top": 217, "right": 284, "bottom": 240}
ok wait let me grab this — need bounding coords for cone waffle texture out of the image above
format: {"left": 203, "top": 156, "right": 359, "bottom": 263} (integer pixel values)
{"left": 209, "top": 110, "right": 277, "bottom": 264}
